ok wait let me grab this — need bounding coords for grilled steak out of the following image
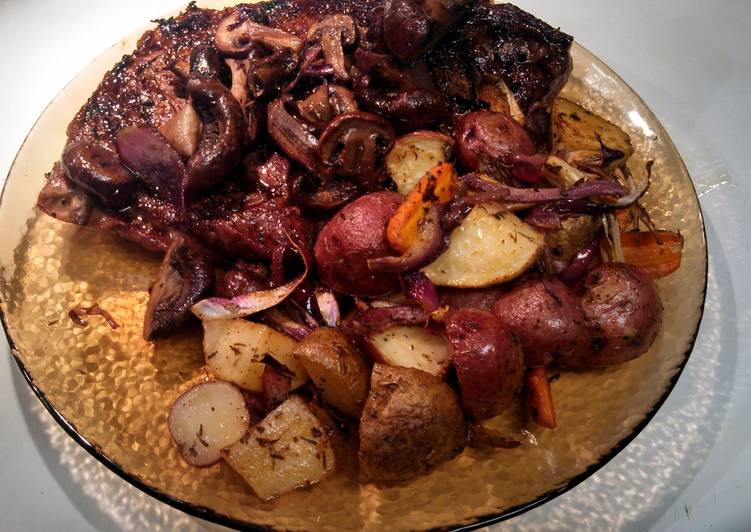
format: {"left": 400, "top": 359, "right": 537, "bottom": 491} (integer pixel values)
{"left": 35, "top": 0, "right": 573, "bottom": 337}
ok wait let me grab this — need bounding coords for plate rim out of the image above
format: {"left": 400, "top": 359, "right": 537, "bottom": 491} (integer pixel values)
{"left": 0, "top": 21, "right": 709, "bottom": 530}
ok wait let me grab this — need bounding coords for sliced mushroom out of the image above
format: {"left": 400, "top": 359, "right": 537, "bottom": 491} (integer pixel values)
{"left": 61, "top": 141, "right": 136, "bottom": 208}
{"left": 189, "top": 45, "right": 225, "bottom": 80}
{"left": 318, "top": 112, "right": 395, "bottom": 186}
{"left": 226, "top": 58, "right": 261, "bottom": 144}
{"left": 115, "top": 126, "right": 185, "bottom": 208}
{"left": 290, "top": 173, "right": 361, "bottom": 211}
{"left": 297, "top": 84, "right": 358, "bottom": 129}
{"left": 36, "top": 162, "right": 93, "bottom": 225}
{"left": 185, "top": 77, "right": 245, "bottom": 197}
{"left": 247, "top": 50, "right": 299, "bottom": 99}
{"left": 306, "top": 15, "right": 358, "bottom": 80}
{"left": 216, "top": 10, "right": 303, "bottom": 57}
{"left": 267, "top": 95, "right": 322, "bottom": 177}
{"left": 144, "top": 237, "right": 214, "bottom": 340}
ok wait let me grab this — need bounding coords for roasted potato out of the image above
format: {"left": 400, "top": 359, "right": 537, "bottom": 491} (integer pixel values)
{"left": 314, "top": 192, "right": 402, "bottom": 297}
{"left": 222, "top": 396, "right": 336, "bottom": 500}
{"left": 386, "top": 131, "right": 455, "bottom": 196}
{"left": 545, "top": 215, "right": 602, "bottom": 266}
{"left": 438, "top": 286, "right": 506, "bottom": 311}
{"left": 422, "top": 204, "right": 544, "bottom": 288}
{"left": 454, "top": 111, "right": 536, "bottom": 177}
{"left": 492, "top": 277, "right": 591, "bottom": 367}
{"left": 358, "top": 364, "right": 467, "bottom": 482}
{"left": 445, "top": 309, "right": 524, "bottom": 420}
{"left": 566, "top": 262, "right": 663, "bottom": 368}
{"left": 364, "top": 325, "right": 452, "bottom": 378}
{"left": 168, "top": 381, "right": 250, "bottom": 467}
{"left": 203, "top": 319, "right": 308, "bottom": 392}
{"left": 551, "top": 98, "right": 634, "bottom": 169}
{"left": 293, "top": 327, "right": 370, "bottom": 417}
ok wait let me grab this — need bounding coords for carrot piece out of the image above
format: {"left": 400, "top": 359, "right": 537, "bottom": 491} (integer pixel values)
{"left": 525, "top": 368, "right": 556, "bottom": 429}
{"left": 620, "top": 230, "right": 683, "bottom": 279}
{"left": 615, "top": 208, "right": 635, "bottom": 231}
{"left": 387, "top": 162, "right": 456, "bottom": 252}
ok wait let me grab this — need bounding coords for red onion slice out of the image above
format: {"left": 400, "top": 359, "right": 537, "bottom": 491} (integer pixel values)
{"left": 263, "top": 309, "right": 312, "bottom": 340}
{"left": 314, "top": 288, "right": 340, "bottom": 327}
{"left": 400, "top": 271, "right": 439, "bottom": 312}
{"left": 192, "top": 237, "right": 308, "bottom": 320}
{"left": 462, "top": 173, "right": 627, "bottom": 203}
{"left": 559, "top": 237, "right": 601, "bottom": 285}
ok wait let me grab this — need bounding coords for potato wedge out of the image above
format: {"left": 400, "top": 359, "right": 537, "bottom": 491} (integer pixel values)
{"left": 168, "top": 381, "right": 250, "bottom": 467}
{"left": 364, "top": 326, "right": 452, "bottom": 378}
{"left": 386, "top": 131, "right": 455, "bottom": 195}
{"left": 551, "top": 98, "right": 633, "bottom": 168}
{"left": 203, "top": 319, "right": 308, "bottom": 393}
{"left": 222, "top": 396, "right": 336, "bottom": 500}
{"left": 422, "top": 203, "right": 544, "bottom": 288}
{"left": 358, "top": 364, "right": 467, "bottom": 482}
{"left": 293, "top": 328, "right": 370, "bottom": 417}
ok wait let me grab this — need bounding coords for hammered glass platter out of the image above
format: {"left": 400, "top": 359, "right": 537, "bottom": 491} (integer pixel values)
{"left": 0, "top": 2, "right": 707, "bottom": 530}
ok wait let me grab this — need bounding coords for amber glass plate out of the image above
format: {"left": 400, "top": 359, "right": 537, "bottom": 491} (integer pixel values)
{"left": 0, "top": 4, "right": 706, "bottom": 530}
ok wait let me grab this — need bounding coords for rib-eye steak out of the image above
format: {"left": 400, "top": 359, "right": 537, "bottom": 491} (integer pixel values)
{"left": 36, "top": 0, "right": 573, "bottom": 338}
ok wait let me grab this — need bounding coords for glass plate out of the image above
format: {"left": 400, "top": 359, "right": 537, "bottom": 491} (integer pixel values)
{"left": 0, "top": 5, "right": 707, "bottom": 530}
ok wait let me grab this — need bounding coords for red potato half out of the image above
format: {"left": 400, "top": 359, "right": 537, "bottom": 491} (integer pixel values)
{"left": 569, "top": 262, "right": 663, "bottom": 368}
{"left": 385, "top": 131, "right": 455, "bottom": 196}
{"left": 314, "top": 192, "right": 402, "bottom": 297}
{"left": 454, "top": 111, "right": 536, "bottom": 175}
{"left": 168, "top": 381, "right": 250, "bottom": 467}
{"left": 492, "top": 277, "right": 591, "bottom": 367}
{"left": 445, "top": 308, "right": 524, "bottom": 420}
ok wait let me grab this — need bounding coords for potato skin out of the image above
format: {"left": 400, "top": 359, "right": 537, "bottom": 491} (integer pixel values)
{"left": 454, "top": 111, "right": 536, "bottom": 174}
{"left": 438, "top": 286, "right": 506, "bottom": 311}
{"left": 358, "top": 364, "right": 467, "bottom": 482}
{"left": 492, "top": 277, "right": 591, "bottom": 367}
{"left": 445, "top": 309, "right": 524, "bottom": 420}
{"left": 293, "top": 327, "right": 370, "bottom": 417}
{"left": 314, "top": 192, "right": 402, "bottom": 297}
{"left": 566, "top": 262, "right": 663, "bottom": 368}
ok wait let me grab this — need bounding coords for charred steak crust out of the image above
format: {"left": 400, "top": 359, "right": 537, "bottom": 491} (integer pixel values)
{"left": 426, "top": 2, "right": 573, "bottom": 112}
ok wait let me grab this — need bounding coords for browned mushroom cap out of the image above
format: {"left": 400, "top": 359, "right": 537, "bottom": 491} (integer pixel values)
{"left": 267, "top": 94, "right": 324, "bottom": 177}
{"left": 61, "top": 141, "right": 136, "bottom": 208}
{"left": 185, "top": 77, "right": 245, "bottom": 197}
{"left": 36, "top": 162, "right": 93, "bottom": 225}
{"left": 143, "top": 237, "right": 214, "bottom": 340}
{"left": 306, "top": 15, "right": 358, "bottom": 80}
{"left": 247, "top": 50, "right": 299, "bottom": 99}
{"left": 189, "top": 45, "right": 225, "bottom": 80}
{"left": 290, "top": 173, "right": 362, "bottom": 211}
{"left": 216, "top": 10, "right": 303, "bottom": 57}
{"left": 297, "top": 84, "right": 359, "bottom": 129}
{"left": 318, "top": 112, "right": 395, "bottom": 183}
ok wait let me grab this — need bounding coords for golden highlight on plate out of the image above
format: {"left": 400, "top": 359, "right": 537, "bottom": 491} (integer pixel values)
{"left": 0, "top": 0, "right": 706, "bottom": 529}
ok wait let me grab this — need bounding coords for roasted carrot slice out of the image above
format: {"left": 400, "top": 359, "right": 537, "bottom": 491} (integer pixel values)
{"left": 387, "top": 162, "right": 456, "bottom": 253}
{"left": 525, "top": 368, "right": 556, "bottom": 429}
{"left": 615, "top": 207, "right": 635, "bottom": 231}
{"left": 620, "top": 230, "right": 683, "bottom": 279}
